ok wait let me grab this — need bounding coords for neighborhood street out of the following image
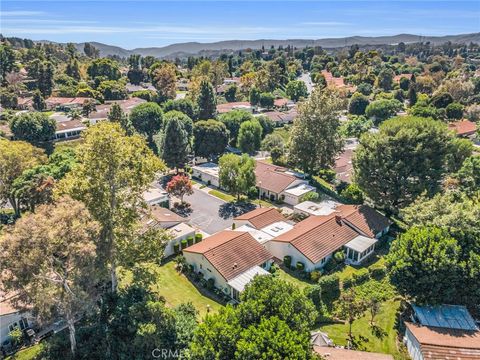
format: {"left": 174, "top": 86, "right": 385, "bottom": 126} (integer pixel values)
{"left": 184, "top": 188, "right": 234, "bottom": 235}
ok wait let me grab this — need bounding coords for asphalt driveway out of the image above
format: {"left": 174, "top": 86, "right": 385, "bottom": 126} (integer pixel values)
{"left": 184, "top": 188, "right": 234, "bottom": 235}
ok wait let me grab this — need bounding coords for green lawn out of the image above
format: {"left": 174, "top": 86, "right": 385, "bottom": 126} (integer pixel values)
{"left": 54, "top": 138, "right": 84, "bottom": 151}
{"left": 120, "top": 261, "right": 223, "bottom": 318}
{"left": 318, "top": 300, "right": 408, "bottom": 360}
{"left": 6, "top": 343, "right": 44, "bottom": 360}
{"left": 208, "top": 189, "right": 236, "bottom": 202}
{"left": 275, "top": 267, "right": 312, "bottom": 291}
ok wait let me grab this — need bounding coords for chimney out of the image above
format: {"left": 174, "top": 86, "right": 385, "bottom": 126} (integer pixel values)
{"left": 335, "top": 215, "right": 342, "bottom": 224}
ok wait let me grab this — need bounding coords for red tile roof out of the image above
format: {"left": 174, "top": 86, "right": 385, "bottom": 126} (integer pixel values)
{"left": 55, "top": 119, "right": 86, "bottom": 132}
{"left": 448, "top": 120, "right": 477, "bottom": 137}
{"left": 336, "top": 205, "right": 391, "bottom": 238}
{"left": 184, "top": 231, "right": 272, "bottom": 281}
{"left": 314, "top": 346, "right": 394, "bottom": 360}
{"left": 234, "top": 207, "right": 285, "bottom": 229}
{"left": 261, "top": 109, "right": 297, "bottom": 124}
{"left": 334, "top": 148, "right": 354, "bottom": 183}
{"left": 216, "top": 102, "right": 251, "bottom": 114}
{"left": 273, "top": 214, "right": 359, "bottom": 263}
{"left": 406, "top": 322, "right": 480, "bottom": 360}
{"left": 255, "top": 161, "right": 299, "bottom": 194}
{"left": 274, "top": 98, "right": 289, "bottom": 107}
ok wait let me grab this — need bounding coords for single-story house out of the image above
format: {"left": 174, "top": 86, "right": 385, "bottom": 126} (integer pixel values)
{"left": 448, "top": 120, "right": 477, "bottom": 139}
{"left": 294, "top": 200, "right": 339, "bottom": 217}
{"left": 233, "top": 224, "right": 274, "bottom": 244}
{"left": 125, "top": 83, "right": 156, "bottom": 93}
{"left": 88, "top": 98, "right": 146, "bottom": 121}
{"left": 265, "top": 205, "right": 390, "bottom": 271}
{"left": 321, "top": 70, "right": 356, "bottom": 93}
{"left": 53, "top": 119, "right": 86, "bottom": 141}
{"left": 404, "top": 304, "right": 480, "bottom": 360}
{"left": 257, "top": 109, "right": 297, "bottom": 126}
{"left": 314, "top": 346, "right": 394, "bottom": 360}
{"left": 216, "top": 102, "right": 252, "bottom": 114}
{"left": 255, "top": 161, "right": 315, "bottom": 205}
{"left": 16, "top": 97, "right": 33, "bottom": 110}
{"left": 191, "top": 162, "right": 220, "bottom": 187}
{"left": 183, "top": 231, "right": 273, "bottom": 301}
{"left": 233, "top": 207, "right": 285, "bottom": 230}
{"left": 143, "top": 187, "right": 169, "bottom": 207}
{"left": 141, "top": 205, "right": 195, "bottom": 258}
{"left": 0, "top": 292, "right": 34, "bottom": 346}
{"left": 45, "top": 97, "right": 93, "bottom": 111}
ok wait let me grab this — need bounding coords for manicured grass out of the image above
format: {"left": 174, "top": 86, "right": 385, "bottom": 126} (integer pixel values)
{"left": 275, "top": 267, "right": 312, "bottom": 291}
{"left": 252, "top": 199, "right": 275, "bottom": 208}
{"left": 318, "top": 300, "right": 408, "bottom": 360}
{"left": 208, "top": 189, "right": 236, "bottom": 202}
{"left": 120, "top": 262, "right": 223, "bottom": 318}
{"left": 6, "top": 343, "right": 44, "bottom": 360}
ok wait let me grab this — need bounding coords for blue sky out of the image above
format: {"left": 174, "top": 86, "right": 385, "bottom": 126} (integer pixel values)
{"left": 1, "top": 1, "right": 479, "bottom": 49}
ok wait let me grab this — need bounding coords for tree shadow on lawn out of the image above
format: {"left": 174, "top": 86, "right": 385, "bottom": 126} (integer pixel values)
{"left": 218, "top": 201, "right": 256, "bottom": 220}
{"left": 370, "top": 324, "right": 387, "bottom": 339}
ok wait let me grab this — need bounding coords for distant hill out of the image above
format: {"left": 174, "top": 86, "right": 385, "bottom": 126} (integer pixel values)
{"left": 58, "top": 33, "right": 480, "bottom": 58}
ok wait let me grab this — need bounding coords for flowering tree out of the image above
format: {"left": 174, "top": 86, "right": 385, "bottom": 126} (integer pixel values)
{"left": 166, "top": 174, "right": 193, "bottom": 203}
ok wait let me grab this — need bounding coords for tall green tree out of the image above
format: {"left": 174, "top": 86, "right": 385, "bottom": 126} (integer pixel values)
{"left": 87, "top": 58, "right": 121, "bottom": 81}
{"left": 348, "top": 92, "right": 369, "bottom": 115}
{"left": 129, "top": 102, "right": 163, "bottom": 149}
{"left": 237, "top": 120, "right": 263, "bottom": 154}
{"left": 365, "top": 99, "right": 403, "bottom": 125}
{"left": 107, "top": 102, "right": 132, "bottom": 134}
{"left": 0, "top": 197, "right": 100, "bottom": 356}
{"left": 157, "top": 113, "right": 190, "bottom": 169}
{"left": 286, "top": 80, "right": 308, "bottom": 101}
{"left": 218, "top": 153, "right": 256, "bottom": 200}
{"left": 333, "top": 288, "right": 366, "bottom": 340}
{"left": 152, "top": 63, "right": 177, "bottom": 103}
{"left": 57, "top": 122, "right": 165, "bottom": 292}
{"left": 9, "top": 112, "right": 57, "bottom": 145}
{"left": 0, "top": 139, "right": 46, "bottom": 217}
{"left": 353, "top": 116, "right": 469, "bottom": 212}
{"left": 193, "top": 119, "right": 228, "bottom": 160}
{"left": 288, "top": 88, "right": 344, "bottom": 175}
{"left": 386, "top": 226, "right": 461, "bottom": 304}
{"left": 196, "top": 80, "right": 216, "bottom": 120}
{"left": 219, "top": 110, "right": 254, "bottom": 146}
{"left": 0, "top": 43, "right": 16, "bottom": 84}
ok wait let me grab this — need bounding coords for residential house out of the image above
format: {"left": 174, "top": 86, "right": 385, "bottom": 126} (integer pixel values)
{"left": 45, "top": 97, "right": 93, "bottom": 111}
{"left": 16, "top": 97, "right": 33, "bottom": 110}
{"left": 143, "top": 187, "right": 169, "bottom": 207}
{"left": 294, "top": 200, "right": 339, "bottom": 217}
{"left": 216, "top": 102, "right": 252, "bottom": 114}
{"left": 53, "top": 119, "right": 86, "bottom": 141}
{"left": 334, "top": 148, "right": 354, "bottom": 183}
{"left": 125, "top": 83, "right": 156, "bottom": 93}
{"left": 255, "top": 161, "right": 315, "bottom": 205}
{"left": 233, "top": 207, "right": 285, "bottom": 230}
{"left": 191, "top": 162, "right": 220, "bottom": 187}
{"left": 404, "top": 304, "right": 480, "bottom": 360}
{"left": 314, "top": 347, "right": 394, "bottom": 360}
{"left": 265, "top": 205, "right": 390, "bottom": 271}
{"left": 183, "top": 231, "right": 273, "bottom": 301}
{"left": 0, "top": 292, "right": 34, "bottom": 346}
{"left": 141, "top": 205, "right": 195, "bottom": 257}
{"left": 321, "top": 70, "right": 356, "bottom": 93}
{"left": 88, "top": 98, "right": 146, "bottom": 122}
{"left": 448, "top": 120, "right": 477, "bottom": 139}
{"left": 258, "top": 108, "right": 297, "bottom": 126}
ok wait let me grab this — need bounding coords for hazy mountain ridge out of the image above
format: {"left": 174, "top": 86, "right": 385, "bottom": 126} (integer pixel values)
{"left": 58, "top": 33, "right": 480, "bottom": 58}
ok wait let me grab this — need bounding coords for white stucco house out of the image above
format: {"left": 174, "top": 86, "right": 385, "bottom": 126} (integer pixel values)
{"left": 183, "top": 231, "right": 273, "bottom": 301}
{"left": 0, "top": 293, "right": 34, "bottom": 346}
{"left": 191, "top": 162, "right": 220, "bottom": 187}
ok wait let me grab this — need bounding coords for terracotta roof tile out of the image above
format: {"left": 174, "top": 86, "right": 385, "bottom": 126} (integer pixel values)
{"left": 406, "top": 322, "right": 480, "bottom": 359}
{"left": 234, "top": 207, "right": 285, "bottom": 229}
{"left": 216, "top": 102, "right": 251, "bottom": 114}
{"left": 336, "top": 205, "right": 391, "bottom": 238}
{"left": 255, "top": 161, "right": 298, "bottom": 194}
{"left": 184, "top": 231, "right": 272, "bottom": 281}
{"left": 314, "top": 346, "right": 394, "bottom": 360}
{"left": 273, "top": 215, "right": 359, "bottom": 263}
{"left": 448, "top": 120, "right": 477, "bottom": 136}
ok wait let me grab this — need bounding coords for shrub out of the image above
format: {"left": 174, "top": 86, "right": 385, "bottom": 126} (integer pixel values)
{"left": 340, "top": 183, "right": 364, "bottom": 204}
{"left": 173, "top": 243, "right": 180, "bottom": 254}
{"left": 187, "top": 236, "right": 194, "bottom": 246}
{"left": 317, "top": 169, "right": 336, "bottom": 183}
{"left": 301, "top": 191, "right": 319, "bottom": 203}
{"left": 343, "top": 276, "right": 355, "bottom": 289}
{"left": 296, "top": 262, "right": 305, "bottom": 271}
{"left": 181, "top": 239, "right": 188, "bottom": 249}
{"left": 206, "top": 277, "right": 215, "bottom": 290}
{"left": 318, "top": 274, "right": 340, "bottom": 299}
{"left": 174, "top": 255, "right": 188, "bottom": 273}
{"left": 352, "top": 268, "right": 370, "bottom": 284}
{"left": 283, "top": 255, "right": 292, "bottom": 268}
{"left": 269, "top": 263, "right": 279, "bottom": 274}
{"left": 368, "top": 263, "right": 387, "bottom": 280}
{"left": 323, "top": 257, "right": 337, "bottom": 272}
{"left": 310, "top": 270, "right": 322, "bottom": 282}
{"left": 195, "top": 233, "right": 203, "bottom": 243}
{"left": 333, "top": 251, "right": 345, "bottom": 263}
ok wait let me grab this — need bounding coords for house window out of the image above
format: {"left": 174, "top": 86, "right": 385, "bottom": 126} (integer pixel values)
{"left": 8, "top": 322, "right": 18, "bottom": 332}
{"left": 321, "top": 257, "right": 327, "bottom": 264}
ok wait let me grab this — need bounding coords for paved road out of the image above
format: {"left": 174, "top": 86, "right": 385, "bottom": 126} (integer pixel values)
{"left": 298, "top": 72, "right": 314, "bottom": 94}
{"left": 184, "top": 188, "right": 234, "bottom": 235}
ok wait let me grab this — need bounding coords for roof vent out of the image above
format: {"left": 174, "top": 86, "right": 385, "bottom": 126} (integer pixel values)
{"left": 335, "top": 215, "right": 342, "bottom": 224}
